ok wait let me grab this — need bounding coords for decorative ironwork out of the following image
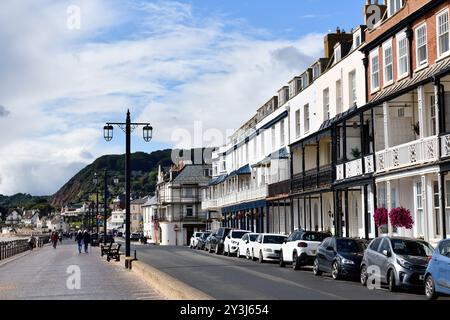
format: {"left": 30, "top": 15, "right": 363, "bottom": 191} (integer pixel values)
{"left": 409, "top": 144, "right": 417, "bottom": 163}
{"left": 393, "top": 149, "right": 399, "bottom": 167}
{"left": 427, "top": 141, "right": 435, "bottom": 159}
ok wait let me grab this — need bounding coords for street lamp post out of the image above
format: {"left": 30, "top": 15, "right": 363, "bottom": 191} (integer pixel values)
{"left": 93, "top": 173, "right": 100, "bottom": 234}
{"left": 104, "top": 169, "right": 108, "bottom": 244}
{"left": 104, "top": 110, "right": 152, "bottom": 258}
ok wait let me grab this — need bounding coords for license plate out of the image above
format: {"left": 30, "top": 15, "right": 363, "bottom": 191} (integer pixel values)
{"left": 419, "top": 275, "right": 424, "bottom": 281}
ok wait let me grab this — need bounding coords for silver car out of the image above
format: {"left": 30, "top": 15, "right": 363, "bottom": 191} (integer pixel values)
{"left": 360, "top": 236, "right": 434, "bottom": 292}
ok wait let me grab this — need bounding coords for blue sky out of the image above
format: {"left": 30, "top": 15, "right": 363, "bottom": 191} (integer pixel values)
{"left": 0, "top": 0, "right": 365, "bottom": 195}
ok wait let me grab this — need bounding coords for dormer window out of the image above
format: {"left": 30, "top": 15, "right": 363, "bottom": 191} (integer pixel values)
{"left": 312, "top": 64, "right": 320, "bottom": 79}
{"left": 388, "top": 0, "right": 403, "bottom": 18}
{"left": 353, "top": 33, "right": 361, "bottom": 49}
{"left": 334, "top": 45, "right": 342, "bottom": 64}
{"left": 297, "top": 78, "right": 303, "bottom": 92}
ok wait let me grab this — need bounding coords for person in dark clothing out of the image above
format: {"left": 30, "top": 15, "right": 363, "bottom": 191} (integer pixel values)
{"left": 82, "top": 230, "right": 91, "bottom": 253}
{"left": 51, "top": 231, "right": 58, "bottom": 249}
{"left": 75, "top": 230, "right": 83, "bottom": 254}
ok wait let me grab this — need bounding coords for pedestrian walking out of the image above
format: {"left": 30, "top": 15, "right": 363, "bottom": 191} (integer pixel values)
{"left": 58, "top": 232, "right": 63, "bottom": 243}
{"left": 75, "top": 230, "right": 83, "bottom": 254}
{"left": 51, "top": 231, "right": 58, "bottom": 249}
{"left": 83, "top": 230, "right": 91, "bottom": 253}
{"left": 28, "top": 234, "right": 36, "bottom": 250}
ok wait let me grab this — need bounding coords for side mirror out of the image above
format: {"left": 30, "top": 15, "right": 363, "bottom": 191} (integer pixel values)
{"left": 245, "top": 240, "right": 249, "bottom": 244}
{"left": 382, "top": 250, "right": 391, "bottom": 257}
{"left": 283, "top": 239, "right": 287, "bottom": 243}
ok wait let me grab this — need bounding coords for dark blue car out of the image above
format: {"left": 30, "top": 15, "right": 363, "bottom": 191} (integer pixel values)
{"left": 425, "top": 239, "right": 450, "bottom": 299}
{"left": 313, "top": 237, "right": 366, "bottom": 280}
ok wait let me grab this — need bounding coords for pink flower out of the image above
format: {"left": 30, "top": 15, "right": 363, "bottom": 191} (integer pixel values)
{"left": 374, "top": 208, "right": 388, "bottom": 227}
{"left": 389, "top": 207, "right": 414, "bottom": 229}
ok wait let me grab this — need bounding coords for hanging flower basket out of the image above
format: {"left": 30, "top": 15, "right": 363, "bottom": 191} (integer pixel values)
{"left": 237, "top": 212, "right": 245, "bottom": 220}
{"left": 373, "top": 207, "right": 388, "bottom": 228}
{"left": 389, "top": 207, "right": 414, "bottom": 229}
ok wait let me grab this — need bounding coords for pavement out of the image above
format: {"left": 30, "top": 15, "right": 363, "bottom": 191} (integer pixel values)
{"left": 0, "top": 240, "right": 162, "bottom": 300}
{"left": 130, "top": 244, "right": 450, "bottom": 300}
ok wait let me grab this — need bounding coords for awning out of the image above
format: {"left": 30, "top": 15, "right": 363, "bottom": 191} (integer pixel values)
{"left": 208, "top": 174, "right": 227, "bottom": 186}
{"left": 251, "top": 147, "right": 289, "bottom": 168}
{"left": 228, "top": 164, "right": 251, "bottom": 178}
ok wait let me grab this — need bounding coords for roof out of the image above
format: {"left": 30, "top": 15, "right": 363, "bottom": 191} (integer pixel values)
{"left": 131, "top": 196, "right": 149, "bottom": 205}
{"left": 142, "top": 196, "right": 157, "bottom": 207}
{"left": 171, "top": 165, "right": 212, "bottom": 185}
{"left": 22, "top": 210, "right": 39, "bottom": 220}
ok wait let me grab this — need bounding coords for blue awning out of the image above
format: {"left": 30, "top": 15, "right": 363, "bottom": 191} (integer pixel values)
{"left": 222, "top": 199, "right": 267, "bottom": 213}
{"left": 208, "top": 174, "right": 227, "bottom": 186}
{"left": 228, "top": 164, "right": 251, "bottom": 178}
{"left": 251, "top": 147, "right": 289, "bottom": 168}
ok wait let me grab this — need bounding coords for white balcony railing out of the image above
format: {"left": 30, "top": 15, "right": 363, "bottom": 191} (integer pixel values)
{"left": 336, "top": 154, "right": 374, "bottom": 181}
{"left": 441, "top": 134, "right": 450, "bottom": 158}
{"left": 206, "top": 185, "right": 269, "bottom": 208}
{"left": 376, "top": 136, "right": 438, "bottom": 172}
{"left": 345, "top": 158, "right": 363, "bottom": 179}
{"left": 336, "top": 164, "right": 344, "bottom": 180}
{"left": 201, "top": 199, "right": 218, "bottom": 210}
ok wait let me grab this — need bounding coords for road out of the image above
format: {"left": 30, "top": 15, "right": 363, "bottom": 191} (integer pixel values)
{"left": 0, "top": 241, "right": 162, "bottom": 300}
{"left": 129, "top": 243, "right": 446, "bottom": 300}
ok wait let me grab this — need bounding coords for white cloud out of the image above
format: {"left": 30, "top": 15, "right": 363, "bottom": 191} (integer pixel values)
{"left": 0, "top": 0, "right": 323, "bottom": 196}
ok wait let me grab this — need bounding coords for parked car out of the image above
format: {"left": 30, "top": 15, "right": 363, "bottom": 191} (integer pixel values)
{"left": 130, "top": 233, "right": 140, "bottom": 241}
{"left": 279, "top": 230, "right": 330, "bottom": 269}
{"left": 189, "top": 232, "right": 203, "bottom": 249}
{"left": 117, "top": 231, "right": 123, "bottom": 238}
{"left": 313, "top": 237, "right": 366, "bottom": 280}
{"left": 223, "top": 230, "right": 251, "bottom": 256}
{"left": 206, "top": 227, "right": 232, "bottom": 254}
{"left": 251, "top": 234, "right": 287, "bottom": 263}
{"left": 424, "top": 239, "right": 450, "bottom": 299}
{"left": 196, "top": 232, "right": 211, "bottom": 250}
{"left": 360, "top": 236, "right": 434, "bottom": 292}
{"left": 237, "top": 233, "right": 259, "bottom": 259}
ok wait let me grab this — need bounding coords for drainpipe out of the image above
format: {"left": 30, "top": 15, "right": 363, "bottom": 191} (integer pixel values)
{"left": 406, "top": 26, "right": 413, "bottom": 79}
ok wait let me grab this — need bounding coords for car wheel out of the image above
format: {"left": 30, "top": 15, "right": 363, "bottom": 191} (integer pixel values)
{"left": 215, "top": 244, "right": 220, "bottom": 255}
{"left": 237, "top": 248, "right": 240, "bottom": 258}
{"left": 209, "top": 244, "right": 213, "bottom": 253}
{"left": 246, "top": 249, "right": 250, "bottom": 260}
{"left": 313, "top": 258, "right": 322, "bottom": 276}
{"left": 292, "top": 252, "right": 300, "bottom": 270}
{"left": 259, "top": 251, "right": 264, "bottom": 263}
{"left": 388, "top": 270, "right": 397, "bottom": 292}
{"left": 252, "top": 249, "right": 256, "bottom": 261}
{"left": 425, "top": 275, "right": 438, "bottom": 300}
{"left": 331, "top": 261, "right": 340, "bottom": 280}
{"left": 360, "top": 265, "right": 368, "bottom": 286}
{"left": 279, "top": 251, "right": 285, "bottom": 267}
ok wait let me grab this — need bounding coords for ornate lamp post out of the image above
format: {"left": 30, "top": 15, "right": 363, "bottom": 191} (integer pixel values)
{"left": 103, "top": 110, "right": 153, "bottom": 258}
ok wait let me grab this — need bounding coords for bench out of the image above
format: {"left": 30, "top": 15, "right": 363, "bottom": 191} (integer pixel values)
{"left": 106, "top": 243, "right": 121, "bottom": 262}
{"left": 100, "top": 242, "right": 113, "bottom": 256}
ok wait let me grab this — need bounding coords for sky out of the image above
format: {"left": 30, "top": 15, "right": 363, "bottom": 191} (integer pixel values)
{"left": 0, "top": 0, "right": 363, "bottom": 196}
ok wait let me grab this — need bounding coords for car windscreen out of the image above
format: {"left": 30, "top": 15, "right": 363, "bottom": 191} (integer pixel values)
{"left": 391, "top": 239, "right": 434, "bottom": 257}
{"left": 263, "top": 236, "right": 286, "bottom": 244}
{"left": 336, "top": 239, "right": 365, "bottom": 253}
{"left": 232, "top": 231, "right": 249, "bottom": 239}
{"left": 302, "top": 232, "right": 329, "bottom": 242}
{"left": 202, "top": 233, "right": 211, "bottom": 239}
{"left": 249, "top": 234, "right": 258, "bottom": 241}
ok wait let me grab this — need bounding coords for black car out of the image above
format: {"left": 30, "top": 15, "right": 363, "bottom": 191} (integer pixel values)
{"left": 313, "top": 237, "right": 366, "bottom": 280}
{"left": 130, "top": 233, "right": 140, "bottom": 241}
{"left": 196, "top": 232, "right": 211, "bottom": 250}
{"left": 206, "top": 227, "right": 232, "bottom": 254}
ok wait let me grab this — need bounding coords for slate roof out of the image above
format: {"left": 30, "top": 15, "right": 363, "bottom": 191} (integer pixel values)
{"left": 142, "top": 196, "right": 158, "bottom": 207}
{"left": 171, "top": 165, "right": 212, "bottom": 185}
{"left": 131, "top": 196, "right": 149, "bottom": 205}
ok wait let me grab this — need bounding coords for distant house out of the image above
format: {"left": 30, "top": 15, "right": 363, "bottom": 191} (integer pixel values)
{"left": 5, "top": 209, "right": 23, "bottom": 226}
{"left": 131, "top": 196, "right": 149, "bottom": 233}
{"left": 47, "top": 215, "right": 68, "bottom": 232}
{"left": 22, "top": 210, "right": 40, "bottom": 227}
{"left": 37, "top": 216, "right": 48, "bottom": 230}
{"left": 142, "top": 196, "right": 158, "bottom": 242}
{"left": 107, "top": 210, "right": 125, "bottom": 232}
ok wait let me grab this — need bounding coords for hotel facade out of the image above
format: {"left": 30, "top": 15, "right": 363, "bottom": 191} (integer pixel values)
{"left": 202, "top": 0, "right": 450, "bottom": 245}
